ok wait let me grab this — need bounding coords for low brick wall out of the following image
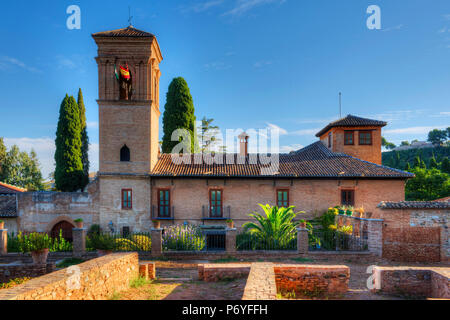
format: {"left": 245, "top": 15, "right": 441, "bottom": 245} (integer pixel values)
{"left": 198, "top": 264, "right": 251, "bottom": 282}
{"left": 0, "top": 253, "right": 139, "bottom": 300}
{"left": 372, "top": 266, "right": 450, "bottom": 299}
{"left": 242, "top": 263, "right": 277, "bottom": 300}
{"left": 274, "top": 265, "right": 350, "bottom": 297}
{"left": 0, "top": 263, "right": 56, "bottom": 283}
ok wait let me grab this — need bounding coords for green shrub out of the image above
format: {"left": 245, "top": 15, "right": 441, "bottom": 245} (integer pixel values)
{"left": 162, "top": 225, "right": 206, "bottom": 251}
{"left": 88, "top": 233, "right": 115, "bottom": 251}
{"left": 17, "top": 232, "right": 52, "bottom": 253}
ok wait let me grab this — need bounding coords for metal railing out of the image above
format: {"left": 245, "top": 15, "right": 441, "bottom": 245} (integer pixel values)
{"left": 86, "top": 231, "right": 152, "bottom": 253}
{"left": 201, "top": 205, "right": 231, "bottom": 220}
{"left": 151, "top": 205, "right": 175, "bottom": 220}
{"left": 309, "top": 229, "right": 368, "bottom": 251}
{"left": 236, "top": 232, "right": 297, "bottom": 251}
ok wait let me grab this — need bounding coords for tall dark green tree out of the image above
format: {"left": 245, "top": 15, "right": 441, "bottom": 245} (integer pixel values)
{"left": 162, "top": 77, "right": 197, "bottom": 153}
{"left": 428, "top": 129, "right": 447, "bottom": 146}
{"left": 405, "top": 162, "right": 411, "bottom": 172}
{"left": 442, "top": 157, "right": 450, "bottom": 174}
{"left": 78, "top": 88, "right": 90, "bottom": 189}
{"left": 0, "top": 138, "right": 6, "bottom": 181}
{"left": 429, "top": 156, "right": 438, "bottom": 169}
{"left": 54, "top": 95, "right": 84, "bottom": 192}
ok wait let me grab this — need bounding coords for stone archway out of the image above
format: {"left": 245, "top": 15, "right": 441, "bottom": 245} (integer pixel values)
{"left": 47, "top": 216, "right": 76, "bottom": 242}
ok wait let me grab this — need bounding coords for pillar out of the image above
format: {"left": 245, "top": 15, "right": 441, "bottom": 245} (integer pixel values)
{"left": 72, "top": 228, "right": 86, "bottom": 258}
{"left": 297, "top": 227, "right": 309, "bottom": 254}
{"left": 367, "top": 219, "right": 383, "bottom": 257}
{"left": 226, "top": 228, "right": 237, "bottom": 254}
{"left": 151, "top": 228, "right": 163, "bottom": 257}
{"left": 0, "top": 228, "right": 7, "bottom": 256}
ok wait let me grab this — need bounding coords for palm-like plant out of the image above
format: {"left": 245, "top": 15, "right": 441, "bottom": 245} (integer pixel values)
{"left": 240, "top": 204, "right": 304, "bottom": 250}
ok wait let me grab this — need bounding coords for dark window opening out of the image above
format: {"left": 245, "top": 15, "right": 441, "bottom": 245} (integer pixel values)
{"left": 209, "top": 190, "right": 223, "bottom": 218}
{"left": 122, "top": 226, "right": 130, "bottom": 237}
{"left": 277, "top": 189, "right": 289, "bottom": 207}
{"left": 120, "top": 145, "right": 130, "bottom": 162}
{"left": 206, "top": 233, "right": 226, "bottom": 251}
{"left": 158, "top": 189, "right": 171, "bottom": 218}
{"left": 341, "top": 190, "right": 355, "bottom": 206}
{"left": 328, "top": 132, "right": 332, "bottom": 148}
{"left": 344, "top": 131, "right": 354, "bottom": 145}
{"left": 359, "top": 131, "right": 372, "bottom": 145}
{"left": 122, "top": 189, "right": 132, "bottom": 209}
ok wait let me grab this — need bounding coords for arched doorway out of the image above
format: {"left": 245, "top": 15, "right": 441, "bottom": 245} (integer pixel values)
{"left": 50, "top": 221, "right": 74, "bottom": 242}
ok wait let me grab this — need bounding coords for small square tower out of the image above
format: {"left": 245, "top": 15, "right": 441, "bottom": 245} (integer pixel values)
{"left": 316, "top": 115, "right": 387, "bottom": 165}
{"left": 92, "top": 26, "right": 163, "bottom": 174}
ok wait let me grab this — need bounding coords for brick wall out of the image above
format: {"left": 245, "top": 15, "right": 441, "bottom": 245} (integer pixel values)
{"left": 274, "top": 265, "right": 350, "bottom": 297}
{"left": 372, "top": 266, "right": 450, "bottom": 299}
{"left": 0, "top": 253, "right": 138, "bottom": 300}
{"left": 0, "top": 263, "right": 55, "bottom": 284}
{"left": 198, "top": 264, "right": 251, "bottom": 282}
{"left": 16, "top": 180, "right": 99, "bottom": 233}
{"left": 152, "top": 178, "right": 405, "bottom": 229}
{"left": 375, "top": 207, "right": 449, "bottom": 262}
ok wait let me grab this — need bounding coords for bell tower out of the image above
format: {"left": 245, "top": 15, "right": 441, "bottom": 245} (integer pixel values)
{"left": 92, "top": 26, "right": 163, "bottom": 174}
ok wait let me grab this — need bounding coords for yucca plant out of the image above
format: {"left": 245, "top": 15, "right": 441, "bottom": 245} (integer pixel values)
{"left": 241, "top": 204, "right": 305, "bottom": 250}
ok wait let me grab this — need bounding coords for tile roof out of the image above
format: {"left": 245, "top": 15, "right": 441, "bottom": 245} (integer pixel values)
{"left": 378, "top": 201, "right": 450, "bottom": 210}
{"left": 316, "top": 114, "right": 387, "bottom": 137}
{"left": 0, "top": 182, "right": 26, "bottom": 194}
{"left": 151, "top": 141, "right": 413, "bottom": 179}
{"left": 92, "top": 26, "right": 155, "bottom": 38}
{"left": 0, "top": 194, "right": 17, "bottom": 218}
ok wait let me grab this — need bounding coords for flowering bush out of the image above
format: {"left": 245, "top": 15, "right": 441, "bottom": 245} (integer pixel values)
{"left": 162, "top": 225, "right": 206, "bottom": 251}
{"left": 130, "top": 235, "right": 152, "bottom": 251}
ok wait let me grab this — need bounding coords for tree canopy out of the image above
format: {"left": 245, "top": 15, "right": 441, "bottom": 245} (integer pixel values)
{"left": 0, "top": 138, "right": 44, "bottom": 191}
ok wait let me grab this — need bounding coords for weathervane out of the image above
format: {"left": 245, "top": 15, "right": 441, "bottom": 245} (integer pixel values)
{"left": 128, "top": 6, "right": 133, "bottom": 27}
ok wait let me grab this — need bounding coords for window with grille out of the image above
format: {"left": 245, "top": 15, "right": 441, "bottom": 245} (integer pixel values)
{"left": 341, "top": 190, "right": 355, "bottom": 206}
{"left": 359, "top": 131, "right": 372, "bottom": 145}
{"left": 209, "top": 190, "right": 223, "bottom": 218}
{"left": 277, "top": 189, "right": 289, "bottom": 207}
{"left": 122, "top": 189, "right": 132, "bottom": 209}
{"left": 344, "top": 131, "right": 354, "bottom": 145}
{"left": 158, "top": 189, "right": 171, "bottom": 218}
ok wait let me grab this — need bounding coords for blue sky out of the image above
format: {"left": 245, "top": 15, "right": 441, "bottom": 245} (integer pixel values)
{"left": 0, "top": 0, "right": 449, "bottom": 178}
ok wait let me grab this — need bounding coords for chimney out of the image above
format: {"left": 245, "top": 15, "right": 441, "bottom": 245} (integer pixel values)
{"left": 238, "top": 132, "right": 249, "bottom": 156}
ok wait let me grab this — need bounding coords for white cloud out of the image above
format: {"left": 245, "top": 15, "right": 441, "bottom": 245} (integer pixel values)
{"left": 0, "top": 56, "right": 41, "bottom": 73}
{"left": 181, "top": 0, "right": 224, "bottom": 13}
{"left": 266, "top": 123, "right": 288, "bottom": 135}
{"left": 253, "top": 60, "right": 273, "bottom": 68}
{"left": 382, "top": 24, "right": 404, "bottom": 32}
{"left": 279, "top": 144, "right": 304, "bottom": 153}
{"left": 87, "top": 122, "right": 99, "bottom": 129}
{"left": 444, "top": 14, "right": 450, "bottom": 20}
{"left": 223, "top": 0, "right": 286, "bottom": 17}
{"left": 384, "top": 126, "right": 446, "bottom": 135}
{"left": 204, "top": 61, "right": 232, "bottom": 70}
{"left": 291, "top": 128, "right": 321, "bottom": 136}
{"left": 3, "top": 137, "right": 99, "bottom": 180}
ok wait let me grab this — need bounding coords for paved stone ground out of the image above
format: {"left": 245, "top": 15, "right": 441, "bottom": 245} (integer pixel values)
{"left": 116, "top": 255, "right": 449, "bottom": 300}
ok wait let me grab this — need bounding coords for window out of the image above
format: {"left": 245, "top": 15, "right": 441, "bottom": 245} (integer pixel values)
{"left": 328, "top": 132, "right": 332, "bottom": 148}
{"left": 359, "top": 131, "right": 372, "bottom": 145}
{"left": 120, "top": 145, "right": 130, "bottom": 162}
{"left": 344, "top": 131, "right": 354, "bottom": 145}
{"left": 341, "top": 190, "right": 355, "bottom": 206}
{"left": 158, "top": 189, "right": 171, "bottom": 218}
{"left": 277, "top": 189, "right": 289, "bottom": 207}
{"left": 122, "top": 189, "right": 132, "bottom": 209}
{"left": 209, "top": 190, "right": 223, "bottom": 218}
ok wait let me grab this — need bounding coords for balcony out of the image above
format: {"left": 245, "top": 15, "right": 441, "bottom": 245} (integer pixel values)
{"left": 151, "top": 205, "right": 175, "bottom": 220}
{"left": 201, "top": 205, "right": 231, "bottom": 221}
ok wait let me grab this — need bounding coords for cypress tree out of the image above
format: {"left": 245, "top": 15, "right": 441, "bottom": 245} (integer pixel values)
{"left": 405, "top": 162, "right": 411, "bottom": 172}
{"left": 78, "top": 88, "right": 90, "bottom": 189}
{"left": 413, "top": 156, "right": 421, "bottom": 169}
{"left": 162, "top": 77, "right": 197, "bottom": 154}
{"left": 429, "top": 156, "right": 438, "bottom": 169}
{"left": 54, "top": 95, "right": 84, "bottom": 192}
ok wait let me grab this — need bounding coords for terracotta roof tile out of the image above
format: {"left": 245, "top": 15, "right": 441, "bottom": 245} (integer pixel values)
{"left": 151, "top": 141, "right": 413, "bottom": 179}
{"left": 0, "top": 182, "right": 26, "bottom": 194}
{"left": 316, "top": 114, "right": 387, "bottom": 137}
{"left": 92, "top": 26, "right": 155, "bottom": 38}
{"left": 378, "top": 201, "right": 450, "bottom": 210}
